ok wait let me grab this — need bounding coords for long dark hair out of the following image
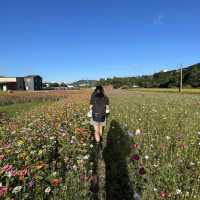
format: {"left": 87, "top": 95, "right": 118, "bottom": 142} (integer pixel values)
{"left": 92, "top": 85, "right": 105, "bottom": 98}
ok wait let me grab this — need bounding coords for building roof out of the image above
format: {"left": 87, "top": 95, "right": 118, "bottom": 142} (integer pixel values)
{"left": 25, "top": 75, "right": 42, "bottom": 78}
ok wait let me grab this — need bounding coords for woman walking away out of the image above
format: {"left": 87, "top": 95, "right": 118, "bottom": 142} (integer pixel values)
{"left": 88, "top": 85, "right": 110, "bottom": 143}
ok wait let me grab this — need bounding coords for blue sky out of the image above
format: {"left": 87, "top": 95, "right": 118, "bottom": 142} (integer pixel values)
{"left": 0, "top": 0, "right": 200, "bottom": 82}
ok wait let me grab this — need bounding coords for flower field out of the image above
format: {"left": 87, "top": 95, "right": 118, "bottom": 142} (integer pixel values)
{"left": 105, "top": 90, "right": 200, "bottom": 200}
{"left": 0, "top": 90, "right": 82, "bottom": 106}
{"left": 0, "top": 91, "right": 94, "bottom": 199}
{"left": 0, "top": 89, "right": 200, "bottom": 199}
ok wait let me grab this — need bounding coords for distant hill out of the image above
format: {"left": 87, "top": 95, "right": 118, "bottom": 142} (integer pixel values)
{"left": 70, "top": 80, "right": 97, "bottom": 87}
{"left": 97, "top": 63, "right": 200, "bottom": 88}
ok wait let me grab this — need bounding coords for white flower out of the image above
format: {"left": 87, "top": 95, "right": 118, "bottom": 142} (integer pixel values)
{"left": 166, "top": 136, "right": 170, "bottom": 140}
{"left": 72, "top": 136, "right": 75, "bottom": 140}
{"left": 190, "top": 162, "right": 195, "bottom": 166}
{"left": 176, "top": 189, "right": 182, "bottom": 194}
{"left": 45, "top": 187, "right": 51, "bottom": 193}
{"left": 153, "top": 188, "right": 158, "bottom": 192}
{"left": 30, "top": 150, "right": 36, "bottom": 155}
{"left": 6, "top": 172, "right": 12, "bottom": 178}
{"left": 12, "top": 186, "right": 22, "bottom": 194}
{"left": 82, "top": 143, "right": 87, "bottom": 146}
{"left": 83, "top": 155, "right": 89, "bottom": 160}
{"left": 198, "top": 142, "right": 200, "bottom": 146}
{"left": 145, "top": 155, "right": 149, "bottom": 160}
{"left": 90, "top": 144, "right": 94, "bottom": 148}
{"left": 153, "top": 164, "right": 159, "bottom": 168}
{"left": 0, "top": 182, "right": 2, "bottom": 187}
{"left": 52, "top": 172, "right": 57, "bottom": 177}
{"left": 70, "top": 140, "right": 74, "bottom": 144}
{"left": 50, "top": 136, "right": 55, "bottom": 140}
{"left": 197, "top": 132, "right": 200, "bottom": 136}
{"left": 72, "top": 165, "right": 78, "bottom": 171}
{"left": 135, "top": 129, "right": 141, "bottom": 135}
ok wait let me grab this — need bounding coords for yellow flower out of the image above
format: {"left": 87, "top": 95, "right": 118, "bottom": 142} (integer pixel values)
{"left": 17, "top": 140, "right": 24, "bottom": 146}
{"left": 38, "top": 150, "right": 43, "bottom": 155}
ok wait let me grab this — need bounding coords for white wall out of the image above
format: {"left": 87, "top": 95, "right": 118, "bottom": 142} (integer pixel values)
{"left": 0, "top": 78, "right": 16, "bottom": 83}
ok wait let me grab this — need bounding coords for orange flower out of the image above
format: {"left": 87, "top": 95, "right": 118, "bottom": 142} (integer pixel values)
{"left": 35, "top": 161, "right": 48, "bottom": 170}
{"left": 75, "top": 128, "right": 86, "bottom": 134}
{"left": 51, "top": 179, "right": 61, "bottom": 187}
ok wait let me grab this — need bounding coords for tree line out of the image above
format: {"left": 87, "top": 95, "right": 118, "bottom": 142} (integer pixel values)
{"left": 97, "top": 63, "right": 200, "bottom": 89}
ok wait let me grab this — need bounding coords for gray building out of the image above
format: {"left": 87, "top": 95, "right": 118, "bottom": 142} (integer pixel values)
{"left": 0, "top": 75, "right": 43, "bottom": 91}
{"left": 24, "top": 75, "right": 43, "bottom": 91}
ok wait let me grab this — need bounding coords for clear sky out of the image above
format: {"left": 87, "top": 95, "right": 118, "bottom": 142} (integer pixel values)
{"left": 0, "top": 0, "right": 200, "bottom": 82}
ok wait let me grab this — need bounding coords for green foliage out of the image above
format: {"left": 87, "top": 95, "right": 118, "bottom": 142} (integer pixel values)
{"left": 96, "top": 63, "right": 200, "bottom": 89}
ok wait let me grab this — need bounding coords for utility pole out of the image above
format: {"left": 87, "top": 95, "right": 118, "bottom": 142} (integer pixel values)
{"left": 179, "top": 64, "right": 183, "bottom": 93}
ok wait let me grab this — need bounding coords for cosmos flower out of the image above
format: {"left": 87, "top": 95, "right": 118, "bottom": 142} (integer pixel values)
{"left": 0, "top": 154, "right": 5, "bottom": 160}
{"left": 139, "top": 167, "right": 146, "bottom": 175}
{"left": 132, "top": 154, "right": 140, "bottom": 161}
{"left": 166, "top": 136, "right": 170, "bottom": 140}
{"left": 145, "top": 155, "right": 149, "bottom": 160}
{"left": 45, "top": 187, "right": 51, "bottom": 194}
{"left": 0, "top": 186, "right": 8, "bottom": 198}
{"left": 6, "top": 169, "right": 17, "bottom": 178}
{"left": 135, "top": 129, "right": 141, "bottom": 135}
{"left": 51, "top": 179, "right": 61, "bottom": 187}
{"left": 127, "top": 131, "right": 134, "bottom": 137}
{"left": 133, "top": 143, "right": 139, "bottom": 148}
{"left": 160, "top": 191, "right": 167, "bottom": 199}
{"left": 12, "top": 186, "right": 22, "bottom": 194}
{"left": 176, "top": 189, "right": 182, "bottom": 194}
{"left": 19, "top": 168, "right": 28, "bottom": 176}
{"left": 3, "top": 164, "right": 13, "bottom": 173}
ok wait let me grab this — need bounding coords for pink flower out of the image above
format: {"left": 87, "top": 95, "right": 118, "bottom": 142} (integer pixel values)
{"left": 160, "top": 191, "right": 167, "bottom": 199}
{"left": 3, "top": 164, "right": 13, "bottom": 172}
{"left": 133, "top": 144, "right": 139, "bottom": 149}
{"left": 10, "top": 169, "right": 17, "bottom": 177}
{"left": 132, "top": 154, "right": 140, "bottom": 161}
{"left": 0, "top": 186, "right": 8, "bottom": 198}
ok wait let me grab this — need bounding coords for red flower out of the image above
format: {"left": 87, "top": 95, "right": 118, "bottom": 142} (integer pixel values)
{"left": 160, "top": 191, "right": 167, "bottom": 199}
{"left": 132, "top": 154, "right": 140, "bottom": 161}
{"left": 51, "top": 179, "right": 61, "bottom": 187}
{"left": 139, "top": 167, "right": 146, "bottom": 175}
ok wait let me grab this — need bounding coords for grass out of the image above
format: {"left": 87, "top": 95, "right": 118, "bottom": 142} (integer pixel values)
{"left": 127, "top": 88, "right": 200, "bottom": 94}
{"left": 0, "top": 100, "right": 53, "bottom": 118}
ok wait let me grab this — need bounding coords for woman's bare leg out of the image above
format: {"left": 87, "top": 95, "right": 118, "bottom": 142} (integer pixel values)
{"left": 94, "top": 124, "right": 100, "bottom": 142}
{"left": 99, "top": 125, "right": 104, "bottom": 137}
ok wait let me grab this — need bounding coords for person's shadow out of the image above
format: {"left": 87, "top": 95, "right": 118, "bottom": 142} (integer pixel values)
{"left": 103, "top": 120, "right": 134, "bottom": 200}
